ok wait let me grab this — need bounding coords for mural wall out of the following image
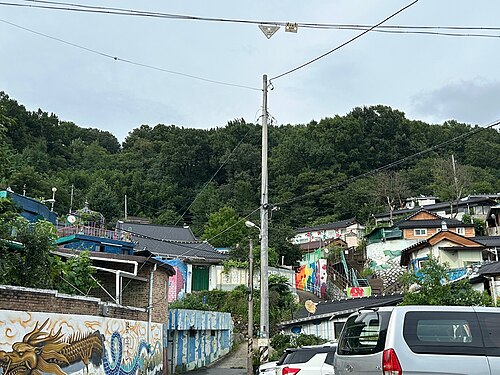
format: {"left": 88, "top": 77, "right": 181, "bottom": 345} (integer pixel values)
{"left": 164, "top": 259, "right": 188, "bottom": 302}
{"left": 0, "top": 310, "right": 163, "bottom": 375}
{"left": 167, "top": 309, "right": 233, "bottom": 373}
{"left": 295, "top": 259, "right": 328, "bottom": 299}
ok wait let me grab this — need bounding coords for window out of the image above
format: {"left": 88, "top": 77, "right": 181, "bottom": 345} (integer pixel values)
{"left": 403, "top": 312, "right": 483, "bottom": 355}
{"left": 414, "top": 229, "right": 428, "bottom": 236}
{"left": 338, "top": 311, "right": 391, "bottom": 355}
{"left": 478, "top": 312, "right": 500, "bottom": 356}
{"left": 456, "top": 227, "right": 465, "bottom": 235}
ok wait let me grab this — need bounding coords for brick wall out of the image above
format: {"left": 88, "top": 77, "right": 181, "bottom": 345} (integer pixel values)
{"left": 0, "top": 285, "right": 148, "bottom": 321}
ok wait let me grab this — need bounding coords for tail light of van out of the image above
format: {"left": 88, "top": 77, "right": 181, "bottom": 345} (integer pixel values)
{"left": 382, "top": 348, "right": 402, "bottom": 375}
{"left": 282, "top": 366, "right": 301, "bottom": 375}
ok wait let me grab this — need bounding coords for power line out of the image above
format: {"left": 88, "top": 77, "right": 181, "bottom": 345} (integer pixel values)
{"left": 173, "top": 128, "right": 253, "bottom": 227}
{"left": 0, "top": 18, "right": 261, "bottom": 91}
{"left": 272, "top": 120, "right": 500, "bottom": 208}
{"left": 7, "top": 0, "right": 500, "bottom": 34}
{"left": 270, "top": 0, "right": 420, "bottom": 82}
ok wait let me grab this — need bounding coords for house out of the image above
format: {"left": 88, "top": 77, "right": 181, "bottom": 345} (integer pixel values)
{"left": 292, "top": 218, "right": 365, "bottom": 249}
{"left": 473, "top": 236, "right": 500, "bottom": 262}
{"left": 400, "top": 226, "right": 485, "bottom": 278}
{"left": 116, "top": 221, "right": 227, "bottom": 300}
{"left": 51, "top": 247, "right": 175, "bottom": 321}
{"left": 280, "top": 294, "right": 402, "bottom": 341}
{"left": 367, "top": 209, "right": 475, "bottom": 271}
{"left": 0, "top": 189, "right": 57, "bottom": 224}
{"left": 374, "top": 195, "right": 500, "bottom": 224}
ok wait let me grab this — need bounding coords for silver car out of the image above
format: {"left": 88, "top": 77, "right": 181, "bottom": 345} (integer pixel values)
{"left": 334, "top": 305, "right": 500, "bottom": 375}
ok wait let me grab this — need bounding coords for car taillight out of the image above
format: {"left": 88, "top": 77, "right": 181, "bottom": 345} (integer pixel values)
{"left": 383, "top": 348, "right": 402, "bottom": 375}
{"left": 282, "top": 366, "right": 301, "bottom": 375}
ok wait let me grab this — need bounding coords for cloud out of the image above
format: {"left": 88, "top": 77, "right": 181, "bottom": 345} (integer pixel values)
{"left": 411, "top": 78, "right": 500, "bottom": 125}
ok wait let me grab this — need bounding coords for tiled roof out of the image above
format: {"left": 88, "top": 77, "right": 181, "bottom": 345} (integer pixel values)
{"left": 474, "top": 236, "right": 500, "bottom": 247}
{"left": 375, "top": 197, "right": 499, "bottom": 218}
{"left": 281, "top": 294, "right": 403, "bottom": 326}
{"left": 295, "top": 218, "right": 359, "bottom": 233}
{"left": 132, "top": 236, "right": 226, "bottom": 262}
{"left": 116, "top": 222, "right": 227, "bottom": 262}
{"left": 117, "top": 222, "right": 197, "bottom": 241}
{"left": 396, "top": 218, "right": 472, "bottom": 229}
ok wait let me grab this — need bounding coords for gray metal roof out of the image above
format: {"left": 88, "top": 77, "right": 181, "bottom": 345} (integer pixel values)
{"left": 281, "top": 294, "right": 403, "bottom": 326}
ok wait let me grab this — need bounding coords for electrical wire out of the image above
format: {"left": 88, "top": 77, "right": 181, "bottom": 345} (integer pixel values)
{"left": 270, "top": 0, "right": 420, "bottom": 82}
{"left": 7, "top": 0, "right": 500, "bottom": 34}
{"left": 173, "top": 128, "right": 253, "bottom": 227}
{"left": 0, "top": 18, "right": 261, "bottom": 91}
{"left": 272, "top": 120, "right": 500, "bottom": 208}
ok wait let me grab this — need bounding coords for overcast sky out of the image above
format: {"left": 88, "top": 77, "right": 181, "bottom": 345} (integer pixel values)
{"left": 1, "top": 0, "right": 500, "bottom": 142}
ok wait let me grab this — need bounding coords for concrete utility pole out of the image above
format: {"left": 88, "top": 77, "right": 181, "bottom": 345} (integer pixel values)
{"left": 259, "top": 74, "right": 270, "bottom": 363}
{"left": 247, "top": 238, "right": 254, "bottom": 375}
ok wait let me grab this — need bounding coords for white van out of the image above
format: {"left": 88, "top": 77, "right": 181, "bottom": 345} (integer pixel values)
{"left": 334, "top": 305, "right": 500, "bottom": 375}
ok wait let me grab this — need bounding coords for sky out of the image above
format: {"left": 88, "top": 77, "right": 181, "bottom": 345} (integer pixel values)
{"left": 1, "top": 0, "right": 500, "bottom": 143}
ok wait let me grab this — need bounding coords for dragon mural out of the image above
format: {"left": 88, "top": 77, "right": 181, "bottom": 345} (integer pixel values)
{"left": 0, "top": 317, "right": 160, "bottom": 375}
{"left": 0, "top": 319, "right": 103, "bottom": 375}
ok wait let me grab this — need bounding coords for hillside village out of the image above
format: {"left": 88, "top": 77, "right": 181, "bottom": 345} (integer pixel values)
{"left": 1, "top": 185, "right": 500, "bottom": 373}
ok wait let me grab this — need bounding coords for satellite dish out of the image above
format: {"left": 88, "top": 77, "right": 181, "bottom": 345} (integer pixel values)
{"left": 305, "top": 300, "right": 317, "bottom": 314}
{"left": 67, "top": 215, "right": 76, "bottom": 224}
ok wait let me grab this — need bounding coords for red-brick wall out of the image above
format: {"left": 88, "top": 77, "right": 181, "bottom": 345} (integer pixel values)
{"left": 0, "top": 285, "right": 147, "bottom": 321}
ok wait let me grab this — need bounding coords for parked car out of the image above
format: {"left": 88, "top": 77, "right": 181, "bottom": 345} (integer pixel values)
{"left": 334, "top": 305, "right": 500, "bottom": 375}
{"left": 257, "top": 360, "right": 278, "bottom": 374}
{"left": 275, "top": 343, "right": 337, "bottom": 375}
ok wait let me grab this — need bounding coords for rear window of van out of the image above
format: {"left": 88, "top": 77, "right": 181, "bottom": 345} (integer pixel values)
{"left": 403, "top": 311, "right": 484, "bottom": 355}
{"left": 337, "top": 311, "right": 391, "bottom": 355}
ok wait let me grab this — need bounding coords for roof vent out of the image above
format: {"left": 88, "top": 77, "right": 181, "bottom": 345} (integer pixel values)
{"left": 441, "top": 220, "right": 448, "bottom": 231}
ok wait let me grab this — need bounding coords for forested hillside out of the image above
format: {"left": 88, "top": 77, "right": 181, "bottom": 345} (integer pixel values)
{"left": 1, "top": 91, "right": 499, "bottom": 249}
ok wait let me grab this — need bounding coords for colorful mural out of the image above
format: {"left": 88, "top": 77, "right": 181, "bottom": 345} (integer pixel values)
{"left": 346, "top": 286, "right": 372, "bottom": 298}
{"left": 164, "top": 259, "right": 188, "bottom": 302}
{"left": 0, "top": 310, "right": 163, "bottom": 375}
{"left": 167, "top": 309, "right": 233, "bottom": 373}
{"left": 295, "top": 259, "right": 328, "bottom": 298}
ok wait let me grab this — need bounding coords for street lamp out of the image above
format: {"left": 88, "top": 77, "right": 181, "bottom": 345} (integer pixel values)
{"left": 50, "top": 187, "right": 57, "bottom": 212}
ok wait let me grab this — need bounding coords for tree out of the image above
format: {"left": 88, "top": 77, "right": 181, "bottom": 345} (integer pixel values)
{"left": 201, "top": 206, "right": 248, "bottom": 249}
{"left": 52, "top": 251, "right": 98, "bottom": 295}
{"left": 0, "top": 218, "right": 57, "bottom": 289}
{"left": 400, "top": 256, "right": 490, "bottom": 306}
{"left": 374, "top": 171, "right": 409, "bottom": 225}
{"left": 431, "top": 156, "right": 472, "bottom": 216}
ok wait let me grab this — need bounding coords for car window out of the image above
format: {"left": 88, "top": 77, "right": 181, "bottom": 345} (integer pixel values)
{"left": 337, "top": 310, "right": 391, "bottom": 355}
{"left": 403, "top": 311, "right": 484, "bottom": 355}
{"left": 282, "top": 349, "right": 316, "bottom": 364}
{"left": 325, "top": 351, "right": 335, "bottom": 365}
{"left": 478, "top": 312, "right": 500, "bottom": 356}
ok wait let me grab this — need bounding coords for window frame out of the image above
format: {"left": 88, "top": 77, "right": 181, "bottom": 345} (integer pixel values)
{"left": 414, "top": 228, "right": 428, "bottom": 237}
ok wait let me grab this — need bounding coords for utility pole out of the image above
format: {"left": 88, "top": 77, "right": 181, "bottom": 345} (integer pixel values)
{"left": 259, "top": 74, "right": 270, "bottom": 363}
{"left": 247, "top": 238, "right": 254, "bottom": 375}
{"left": 124, "top": 194, "right": 128, "bottom": 221}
